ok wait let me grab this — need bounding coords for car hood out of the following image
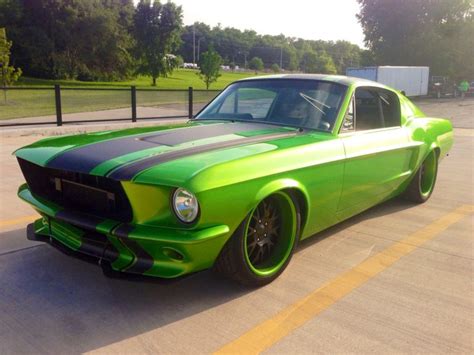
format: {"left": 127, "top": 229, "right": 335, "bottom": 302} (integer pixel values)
{"left": 15, "top": 121, "right": 303, "bottom": 183}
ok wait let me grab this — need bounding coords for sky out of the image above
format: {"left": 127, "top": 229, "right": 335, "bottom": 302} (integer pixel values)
{"left": 137, "top": 0, "right": 366, "bottom": 47}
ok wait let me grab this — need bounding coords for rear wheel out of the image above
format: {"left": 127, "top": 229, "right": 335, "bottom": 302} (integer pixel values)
{"left": 403, "top": 150, "right": 438, "bottom": 203}
{"left": 215, "top": 191, "right": 300, "bottom": 286}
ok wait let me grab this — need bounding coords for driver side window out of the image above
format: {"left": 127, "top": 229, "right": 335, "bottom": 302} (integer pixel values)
{"left": 341, "top": 87, "right": 401, "bottom": 132}
{"left": 354, "top": 88, "right": 383, "bottom": 130}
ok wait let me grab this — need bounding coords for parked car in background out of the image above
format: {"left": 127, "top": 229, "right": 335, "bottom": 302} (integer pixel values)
{"left": 466, "top": 81, "right": 474, "bottom": 96}
{"left": 16, "top": 75, "right": 453, "bottom": 286}
{"left": 183, "top": 62, "right": 198, "bottom": 69}
{"left": 429, "top": 76, "right": 456, "bottom": 98}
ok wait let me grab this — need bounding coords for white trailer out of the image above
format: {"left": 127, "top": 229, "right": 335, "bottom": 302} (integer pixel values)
{"left": 346, "top": 66, "right": 429, "bottom": 97}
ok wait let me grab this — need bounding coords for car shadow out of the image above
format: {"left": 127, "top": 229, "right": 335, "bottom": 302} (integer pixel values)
{"left": 297, "top": 197, "right": 416, "bottom": 251}
{"left": 0, "top": 197, "right": 415, "bottom": 353}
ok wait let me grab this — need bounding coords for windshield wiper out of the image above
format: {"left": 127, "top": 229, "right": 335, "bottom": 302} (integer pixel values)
{"left": 195, "top": 117, "right": 327, "bottom": 133}
{"left": 299, "top": 93, "right": 329, "bottom": 115}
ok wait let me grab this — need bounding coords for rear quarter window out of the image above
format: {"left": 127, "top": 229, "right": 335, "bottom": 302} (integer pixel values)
{"left": 352, "top": 87, "right": 401, "bottom": 131}
{"left": 378, "top": 90, "right": 401, "bottom": 127}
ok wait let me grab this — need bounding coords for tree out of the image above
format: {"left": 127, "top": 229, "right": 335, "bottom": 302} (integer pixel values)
{"left": 326, "top": 40, "right": 362, "bottom": 73}
{"left": 133, "top": 0, "right": 183, "bottom": 85}
{"left": 0, "top": 28, "right": 22, "bottom": 103}
{"left": 197, "top": 46, "right": 222, "bottom": 89}
{"left": 300, "top": 51, "right": 318, "bottom": 73}
{"left": 249, "top": 57, "right": 264, "bottom": 73}
{"left": 0, "top": 0, "right": 135, "bottom": 80}
{"left": 357, "top": 0, "right": 474, "bottom": 78}
{"left": 271, "top": 63, "right": 280, "bottom": 73}
{"left": 300, "top": 50, "right": 337, "bottom": 74}
{"left": 316, "top": 51, "right": 337, "bottom": 74}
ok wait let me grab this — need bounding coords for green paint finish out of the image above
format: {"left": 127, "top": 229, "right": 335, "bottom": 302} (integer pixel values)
{"left": 15, "top": 124, "right": 188, "bottom": 167}
{"left": 108, "top": 235, "right": 136, "bottom": 271}
{"left": 32, "top": 215, "right": 85, "bottom": 253}
{"left": 16, "top": 76, "right": 454, "bottom": 279}
{"left": 93, "top": 133, "right": 246, "bottom": 177}
{"left": 96, "top": 219, "right": 121, "bottom": 234}
{"left": 49, "top": 218, "right": 84, "bottom": 251}
{"left": 119, "top": 224, "right": 230, "bottom": 277}
{"left": 121, "top": 181, "right": 172, "bottom": 224}
{"left": 18, "top": 184, "right": 61, "bottom": 216}
{"left": 33, "top": 217, "right": 50, "bottom": 237}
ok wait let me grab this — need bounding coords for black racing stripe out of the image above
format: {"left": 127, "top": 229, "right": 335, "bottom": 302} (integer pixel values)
{"left": 114, "top": 224, "right": 154, "bottom": 274}
{"left": 46, "top": 123, "right": 272, "bottom": 174}
{"left": 113, "top": 223, "right": 134, "bottom": 238}
{"left": 55, "top": 210, "right": 104, "bottom": 231}
{"left": 77, "top": 233, "right": 119, "bottom": 264}
{"left": 140, "top": 122, "right": 278, "bottom": 145}
{"left": 102, "top": 243, "right": 120, "bottom": 263}
{"left": 108, "top": 131, "right": 298, "bottom": 181}
{"left": 47, "top": 136, "right": 157, "bottom": 174}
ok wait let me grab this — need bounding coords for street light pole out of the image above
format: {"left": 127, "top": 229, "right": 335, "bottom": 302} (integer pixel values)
{"left": 193, "top": 24, "right": 196, "bottom": 65}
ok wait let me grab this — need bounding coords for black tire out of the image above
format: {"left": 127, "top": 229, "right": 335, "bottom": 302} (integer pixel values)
{"left": 403, "top": 150, "right": 438, "bottom": 203}
{"left": 214, "top": 191, "right": 301, "bottom": 287}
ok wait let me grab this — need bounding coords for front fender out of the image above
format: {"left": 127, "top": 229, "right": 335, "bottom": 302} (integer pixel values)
{"left": 251, "top": 178, "right": 310, "bottom": 231}
{"left": 253, "top": 178, "right": 309, "bottom": 207}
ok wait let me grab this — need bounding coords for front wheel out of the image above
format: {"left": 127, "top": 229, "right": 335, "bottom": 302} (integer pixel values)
{"left": 214, "top": 191, "right": 300, "bottom": 286}
{"left": 403, "top": 150, "right": 438, "bottom": 203}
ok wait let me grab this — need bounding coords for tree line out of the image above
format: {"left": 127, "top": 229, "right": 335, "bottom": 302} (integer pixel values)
{"left": 0, "top": 0, "right": 370, "bottom": 84}
{"left": 0, "top": 0, "right": 472, "bottom": 86}
{"left": 178, "top": 22, "right": 370, "bottom": 74}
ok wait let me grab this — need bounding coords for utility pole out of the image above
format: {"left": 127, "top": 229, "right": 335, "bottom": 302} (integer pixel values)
{"left": 280, "top": 46, "right": 283, "bottom": 69}
{"left": 197, "top": 38, "right": 202, "bottom": 62}
{"left": 193, "top": 24, "right": 196, "bottom": 65}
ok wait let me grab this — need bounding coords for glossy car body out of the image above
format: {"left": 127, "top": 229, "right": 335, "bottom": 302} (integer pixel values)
{"left": 16, "top": 74, "right": 453, "bottom": 280}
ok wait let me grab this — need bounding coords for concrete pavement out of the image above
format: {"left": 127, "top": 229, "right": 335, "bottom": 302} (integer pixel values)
{"left": 0, "top": 99, "right": 472, "bottom": 354}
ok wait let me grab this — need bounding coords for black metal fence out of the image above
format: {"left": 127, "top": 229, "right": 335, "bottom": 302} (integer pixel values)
{"left": 0, "top": 86, "right": 220, "bottom": 127}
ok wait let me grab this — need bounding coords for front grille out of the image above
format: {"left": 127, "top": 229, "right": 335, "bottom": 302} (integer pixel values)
{"left": 18, "top": 158, "right": 133, "bottom": 222}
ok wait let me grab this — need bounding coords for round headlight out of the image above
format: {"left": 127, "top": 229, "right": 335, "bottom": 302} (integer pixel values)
{"left": 172, "top": 188, "right": 199, "bottom": 223}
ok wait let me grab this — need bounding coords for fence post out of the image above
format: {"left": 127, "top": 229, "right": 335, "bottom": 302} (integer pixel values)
{"left": 188, "top": 87, "right": 193, "bottom": 119}
{"left": 131, "top": 86, "right": 137, "bottom": 122}
{"left": 54, "top": 84, "right": 62, "bottom": 126}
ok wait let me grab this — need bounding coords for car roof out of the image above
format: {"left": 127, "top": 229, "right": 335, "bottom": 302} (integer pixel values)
{"left": 235, "top": 73, "right": 383, "bottom": 87}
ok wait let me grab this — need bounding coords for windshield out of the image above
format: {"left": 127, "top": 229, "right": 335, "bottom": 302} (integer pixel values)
{"left": 195, "top": 79, "right": 347, "bottom": 131}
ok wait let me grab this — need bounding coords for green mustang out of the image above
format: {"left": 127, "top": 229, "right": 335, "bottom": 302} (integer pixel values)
{"left": 16, "top": 75, "right": 453, "bottom": 285}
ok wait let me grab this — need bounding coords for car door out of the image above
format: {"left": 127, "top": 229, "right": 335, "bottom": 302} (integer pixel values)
{"left": 337, "top": 86, "right": 413, "bottom": 217}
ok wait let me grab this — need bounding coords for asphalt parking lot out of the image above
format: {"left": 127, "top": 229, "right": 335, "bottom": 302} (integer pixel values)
{"left": 0, "top": 98, "right": 473, "bottom": 354}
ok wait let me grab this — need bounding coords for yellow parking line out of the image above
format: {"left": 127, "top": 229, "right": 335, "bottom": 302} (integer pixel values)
{"left": 0, "top": 214, "right": 38, "bottom": 228}
{"left": 215, "top": 204, "right": 474, "bottom": 355}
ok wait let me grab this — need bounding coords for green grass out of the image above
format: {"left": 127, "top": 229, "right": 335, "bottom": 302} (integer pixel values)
{"left": 15, "top": 69, "right": 265, "bottom": 89}
{"left": 1, "top": 69, "right": 268, "bottom": 120}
